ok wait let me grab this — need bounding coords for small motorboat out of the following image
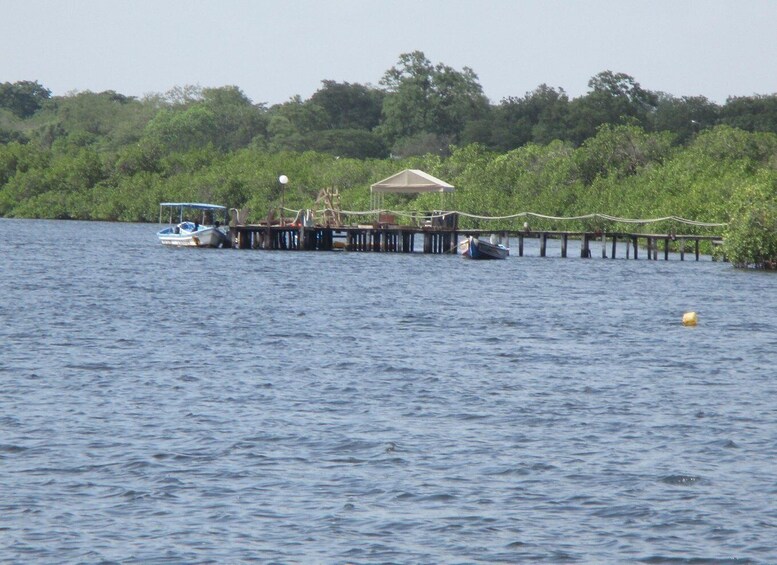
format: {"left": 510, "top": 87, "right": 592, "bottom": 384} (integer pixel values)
{"left": 157, "top": 203, "right": 229, "bottom": 248}
{"left": 460, "top": 235, "right": 509, "bottom": 260}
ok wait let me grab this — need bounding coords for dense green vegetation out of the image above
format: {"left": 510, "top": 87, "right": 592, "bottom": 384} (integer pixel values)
{"left": 2, "top": 52, "right": 777, "bottom": 267}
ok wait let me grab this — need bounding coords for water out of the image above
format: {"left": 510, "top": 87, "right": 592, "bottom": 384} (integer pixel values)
{"left": 2, "top": 219, "right": 776, "bottom": 564}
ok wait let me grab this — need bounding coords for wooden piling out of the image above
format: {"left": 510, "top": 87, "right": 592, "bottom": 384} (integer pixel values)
{"left": 581, "top": 234, "right": 591, "bottom": 258}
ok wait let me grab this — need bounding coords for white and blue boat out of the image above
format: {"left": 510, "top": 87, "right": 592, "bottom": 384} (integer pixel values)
{"left": 157, "top": 202, "right": 229, "bottom": 248}
{"left": 460, "top": 235, "right": 509, "bottom": 260}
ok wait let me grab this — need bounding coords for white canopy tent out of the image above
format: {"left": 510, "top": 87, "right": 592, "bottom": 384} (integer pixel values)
{"left": 370, "top": 169, "right": 454, "bottom": 212}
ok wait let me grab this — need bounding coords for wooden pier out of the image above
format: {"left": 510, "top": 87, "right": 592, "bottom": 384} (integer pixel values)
{"left": 229, "top": 224, "right": 724, "bottom": 261}
{"left": 511, "top": 230, "right": 722, "bottom": 261}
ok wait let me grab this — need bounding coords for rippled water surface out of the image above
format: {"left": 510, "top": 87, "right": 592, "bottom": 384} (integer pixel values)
{"left": 2, "top": 219, "right": 777, "bottom": 564}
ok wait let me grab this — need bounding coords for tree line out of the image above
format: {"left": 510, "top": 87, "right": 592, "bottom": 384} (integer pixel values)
{"left": 3, "top": 51, "right": 777, "bottom": 158}
{"left": 1, "top": 51, "right": 776, "bottom": 268}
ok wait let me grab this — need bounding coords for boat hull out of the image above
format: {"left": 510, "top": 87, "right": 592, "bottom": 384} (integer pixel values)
{"left": 158, "top": 226, "right": 228, "bottom": 248}
{"left": 461, "top": 236, "right": 509, "bottom": 260}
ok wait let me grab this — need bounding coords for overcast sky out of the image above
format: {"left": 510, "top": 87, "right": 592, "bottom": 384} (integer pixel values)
{"left": 3, "top": 0, "right": 776, "bottom": 106}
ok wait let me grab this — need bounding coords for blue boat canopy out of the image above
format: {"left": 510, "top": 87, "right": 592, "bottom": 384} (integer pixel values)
{"left": 159, "top": 202, "right": 229, "bottom": 224}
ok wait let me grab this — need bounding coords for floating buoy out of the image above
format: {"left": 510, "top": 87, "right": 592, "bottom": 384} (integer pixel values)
{"left": 682, "top": 311, "right": 698, "bottom": 326}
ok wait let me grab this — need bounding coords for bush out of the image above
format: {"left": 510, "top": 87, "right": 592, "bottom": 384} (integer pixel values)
{"left": 724, "top": 176, "right": 777, "bottom": 269}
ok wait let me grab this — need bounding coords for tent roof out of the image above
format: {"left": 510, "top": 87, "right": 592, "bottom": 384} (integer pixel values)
{"left": 370, "top": 169, "right": 454, "bottom": 194}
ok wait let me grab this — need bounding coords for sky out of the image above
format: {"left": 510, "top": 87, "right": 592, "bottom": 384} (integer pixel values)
{"left": 3, "top": 0, "right": 777, "bottom": 106}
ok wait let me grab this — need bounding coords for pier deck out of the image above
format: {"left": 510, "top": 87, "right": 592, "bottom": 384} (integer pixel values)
{"left": 229, "top": 224, "right": 724, "bottom": 261}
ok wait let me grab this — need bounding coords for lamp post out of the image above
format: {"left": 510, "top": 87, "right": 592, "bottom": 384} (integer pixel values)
{"left": 278, "top": 174, "right": 288, "bottom": 225}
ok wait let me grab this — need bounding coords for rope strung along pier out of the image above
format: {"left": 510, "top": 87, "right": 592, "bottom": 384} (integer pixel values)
{"left": 277, "top": 206, "right": 726, "bottom": 228}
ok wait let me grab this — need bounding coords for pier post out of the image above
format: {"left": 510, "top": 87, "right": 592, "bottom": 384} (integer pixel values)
{"left": 581, "top": 234, "right": 591, "bottom": 258}
{"left": 540, "top": 233, "right": 547, "bottom": 257}
{"left": 328, "top": 228, "right": 334, "bottom": 250}
{"left": 561, "top": 234, "right": 567, "bottom": 258}
{"left": 611, "top": 235, "right": 617, "bottom": 259}
{"left": 518, "top": 234, "right": 524, "bottom": 257}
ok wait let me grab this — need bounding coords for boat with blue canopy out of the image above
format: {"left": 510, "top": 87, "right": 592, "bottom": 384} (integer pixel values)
{"left": 157, "top": 202, "right": 230, "bottom": 248}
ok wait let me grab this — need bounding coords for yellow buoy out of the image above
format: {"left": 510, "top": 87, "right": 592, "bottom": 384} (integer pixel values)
{"left": 682, "top": 312, "right": 698, "bottom": 326}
